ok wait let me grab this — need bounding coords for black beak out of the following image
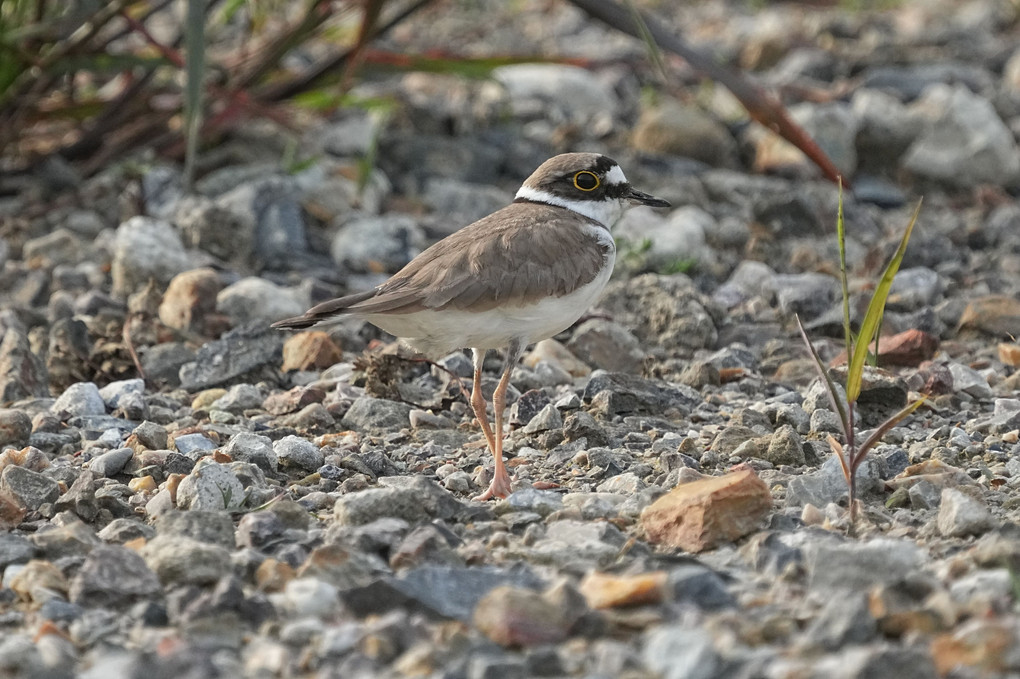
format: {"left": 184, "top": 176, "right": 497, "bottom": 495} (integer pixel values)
{"left": 625, "top": 187, "right": 671, "bottom": 208}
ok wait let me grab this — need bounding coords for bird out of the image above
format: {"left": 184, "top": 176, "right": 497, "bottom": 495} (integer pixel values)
{"left": 272, "top": 152, "right": 670, "bottom": 501}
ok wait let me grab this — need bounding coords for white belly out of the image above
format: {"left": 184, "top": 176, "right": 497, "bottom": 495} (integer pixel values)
{"left": 365, "top": 252, "right": 615, "bottom": 357}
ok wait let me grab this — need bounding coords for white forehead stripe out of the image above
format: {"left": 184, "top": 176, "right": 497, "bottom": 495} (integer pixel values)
{"left": 604, "top": 164, "right": 627, "bottom": 185}
{"left": 514, "top": 186, "right": 623, "bottom": 227}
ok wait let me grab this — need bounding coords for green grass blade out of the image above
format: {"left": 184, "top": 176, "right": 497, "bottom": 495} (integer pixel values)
{"left": 846, "top": 198, "right": 922, "bottom": 402}
{"left": 854, "top": 396, "right": 926, "bottom": 469}
{"left": 795, "top": 314, "right": 851, "bottom": 436}
{"left": 183, "top": 0, "right": 206, "bottom": 190}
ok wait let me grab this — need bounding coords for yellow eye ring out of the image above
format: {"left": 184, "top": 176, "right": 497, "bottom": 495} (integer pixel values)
{"left": 573, "top": 171, "right": 600, "bottom": 191}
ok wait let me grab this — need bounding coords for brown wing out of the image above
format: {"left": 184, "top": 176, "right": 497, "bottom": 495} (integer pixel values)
{"left": 347, "top": 202, "right": 610, "bottom": 315}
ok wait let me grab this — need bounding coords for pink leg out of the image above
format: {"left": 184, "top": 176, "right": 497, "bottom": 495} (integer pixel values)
{"left": 472, "top": 341, "right": 524, "bottom": 501}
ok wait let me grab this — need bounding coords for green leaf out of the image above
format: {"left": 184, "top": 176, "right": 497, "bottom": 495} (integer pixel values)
{"left": 795, "top": 314, "right": 851, "bottom": 437}
{"left": 846, "top": 199, "right": 922, "bottom": 402}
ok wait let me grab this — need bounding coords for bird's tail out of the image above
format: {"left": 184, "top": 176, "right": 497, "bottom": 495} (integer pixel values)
{"left": 271, "top": 289, "right": 377, "bottom": 330}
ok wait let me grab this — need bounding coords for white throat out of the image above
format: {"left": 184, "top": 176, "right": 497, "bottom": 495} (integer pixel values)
{"left": 514, "top": 186, "right": 625, "bottom": 228}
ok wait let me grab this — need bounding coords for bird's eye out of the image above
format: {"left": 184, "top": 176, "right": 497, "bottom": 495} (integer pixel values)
{"left": 573, "top": 171, "right": 600, "bottom": 191}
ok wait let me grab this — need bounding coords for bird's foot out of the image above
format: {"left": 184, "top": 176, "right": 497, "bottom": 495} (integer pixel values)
{"left": 472, "top": 468, "right": 514, "bottom": 502}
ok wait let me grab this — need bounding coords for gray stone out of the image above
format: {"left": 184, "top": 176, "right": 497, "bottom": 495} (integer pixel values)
{"left": 527, "top": 520, "right": 625, "bottom": 569}
{"left": 521, "top": 403, "right": 563, "bottom": 435}
{"left": 888, "top": 267, "right": 943, "bottom": 309}
{"left": 111, "top": 216, "right": 197, "bottom": 297}
{"left": 903, "top": 83, "right": 1020, "bottom": 188}
{"left": 947, "top": 362, "right": 993, "bottom": 399}
{"left": 642, "top": 626, "right": 722, "bottom": 679}
{"left": 51, "top": 382, "right": 105, "bottom": 417}
{"left": 790, "top": 101, "right": 859, "bottom": 175}
{"left": 804, "top": 591, "right": 877, "bottom": 650}
{"left": 908, "top": 479, "right": 941, "bottom": 510}
{"left": 502, "top": 488, "right": 563, "bottom": 517}
{"left": 175, "top": 460, "right": 245, "bottom": 511}
{"left": 494, "top": 63, "right": 619, "bottom": 128}
{"left": 154, "top": 510, "right": 235, "bottom": 548}
{"left": 331, "top": 214, "right": 425, "bottom": 274}
{"left": 68, "top": 544, "right": 161, "bottom": 608}
{"left": 0, "top": 409, "right": 32, "bottom": 448}
{"left": 53, "top": 469, "right": 98, "bottom": 521}
{"left": 341, "top": 396, "right": 413, "bottom": 432}
{"left": 211, "top": 383, "right": 265, "bottom": 414}
{"left": 173, "top": 433, "right": 217, "bottom": 456}
{"left": 334, "top": 476, "right": 461, "bottom": 526}
{"left": 96, "top": 518, "right": 156, "bottom": 543}
{"left": 668, "top": 565, "right": 735, "bottom": 610}
{"left": 763, "top": 425, "right": 806, "bottom": 466}
{"left": 809, "top": 408, "right": 843, "bottom": 434}
{"left": 22, "top": 228, "right": 86, "bottom": 266}
{"left": 786, "top": 455, "right": 883, "bottom": 508}
{"left": 566, "top": 319, "right": 646, "bottom": 374}
{"left": 423, "top": 178, "right": 510, "bottom": 230}
{"left": 88, "top": 448, "right": 134, "bottom": 478}
{"left": 0, "top": 532, "right": 35, "bottom": 568}
{"left": 178, "top": 322, "right": 284, "bottom": 391}
{"left": 272, "top": 435, "right": 324, "bottom": 472}
{"left": 1, "top": 465, "right": 60, "bottom": 510}
{"left": 216, "top": 277, "right": 307, "bottom": 325}
{"left": 852, "top": 88, "right": 919, "bottom": 170}
{"left": 817, "top": 644, "right": 938, "bottom": 679}
{"left": 223, "top": 432, "right": 278, "bottom": 472}
{"left": 98, "top": 378, "right": 145, "bottom": 410}
{"left": 938, "top": 488, "right": 995, "bottom": 537}
{"left": 141, "top": 534, "right": 232, "bottom": 585}
{"left": 583, "top": 371, "right": 700, "bottom": 417}
{"left": 805, "top": 538, "right": 923, "bottom": 592}
{"left": 132, "top": 421, "right": 168, "bottom": 450}
{"left": 771, "top": 272, "right": 840, "bottom": 320}
{"left": 599, "top": 274, "right": 718, "bottom": 352}
{"left": 215, "top": 176, "right": 308, "bottom": 267}
{"left": 562, "top": 411, "right": 610, "bottom": 447}
{"left": 140, "top": 342, "right": 195, "bottom": 388}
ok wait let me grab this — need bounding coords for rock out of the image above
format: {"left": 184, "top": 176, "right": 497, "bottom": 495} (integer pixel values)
{"left": 175, "top": 461, "right": 245, "bottom": 511}
{"left": 599, "top": 274, "right": 718, "bottom": 352}
{"left": 211, "top": 383, "right": 263, "bottom": 413}
{"left": 158, "top": 267, "right": 223, "bottom": 333}
{"left": 583, "top": 371, "right": 701, "bottom": 417}
{"left": 938, "top": 488, "right": 995, "bottom": 537}
{"left": 0, "top": 532, "right": 35, "bottom": 568}
{"left": 805, "top": 538, "right": 923, "bottom": 592}
{"left": 139, "top": 342, "right": 196, "bottom": 388}
{"left": 908, "top": 479, "right": 941, "bottom": 510}
{"left": 852, "top": 88, "right": 918, "bottom": 171}
{"left": 947, "top": 362, "right": 993, "bottom": 399}
{"left": 215, "top": 175, "right": 308, "bottom": 266}
{"left": 642, "top": 627, "right": 722, "bottom": 679}
{"left": 562, "top": 411, "right": 610, "bottom": 447}
{"left": 641, "top": 469, "right": 772, "bottom": 552}
{"left": 96, "top": 517, "right": 155, "bottom": 543}
{"left": 804, "top": 591, "right": 877, "bottom": 650}
{"left": 217, "top": 276, "right": 307, "bottom": 325}
{"left": 0, "top": 409, "right": 32, "bottom": 449}
{"left": 281, "top": 331, "right": 343, "bottom": 372}
{"left": 523, "top": 339, "right": 591, "bottom": 377}
{"left": 763, "top": 425, "right": 806, "bottom": 466}
{"left": 931, "top": 619, "right": 1020, "bottom": 676}
{"left": 903, "top": 84, "right": 1020, "bottom": 188}
{"left": 68, "top": 544, "right": 161, "bottom": 608}
{"left": 334, "top": 477, "right": 461, "bottom": 525}
{"left": 88, "top": 448, "right": 134, "bottom": 477}
{"left": 0, "top": 465, "right": 60, "bottom": 510}
{"left": 786, "top": 455, "right": 883, "bottom": 508}
{"left": 331, "top": 214, "right": 425, "bottom": 273}
{"left": 771, "top": 272, "right": 840, "bottom": 320}
{"left": 178, "top": 322, "right": 285, "bottom": 391}
{"left": 51, "top": 382, "right": 105, "bottom": 417}
{"left": 155, "top": 510, "right": 235, "bottom": 548}
{"left": 493, "top": 63, "right": 619, "bottom": 128}
{"left": 141, "top": 534, "right": 232, "bottom": 585}
{"left": 472, "top": 585, "right": 579, "bottom": 647}
{"left": 176, "top": 196, "right": 254, "bottom": 264}
{"left": 223, "top": 432, "right": 278, "bottom": 472}
{"left": 999, "top": 343, "right": 1020, "bottom": 367}
{"left": 868, "top": 329, "right": 939, "bottom": 367}
{"left": 579, "top": 571, "right": 667, "bottom": 609}
{"left": 173, "top": 433, "right": 217, "bottom": 456}
{"left": 957, "top": 295, "right": 1020, "bottom": 338}
{"left": 520, "top": 403, "right": 562, "bottom": 435}
{"left": 111, "top": 216, "right": 197, "bottom": 297}
{"left": 272, "top": 435, "right": 324, "bottom": 472}
{"left": 633, "top": 101, "right": 738, "bottom": 167}
{"left": 53, "top": 470, "right": 98, "bottom": 521}
{"left": 669, "top": 565, "right": 736, "bottom": 610}
{"left": 566, "top": 319, "right": 645, "bottom": 374}
{"left": 0, "top": 329, "right": 48, "bottom": 402}
{"left": 502, "top": 488, "right": 563, "bottom": 517}
{"left": 341, "top": 396, "right": 414, "bottom": 432}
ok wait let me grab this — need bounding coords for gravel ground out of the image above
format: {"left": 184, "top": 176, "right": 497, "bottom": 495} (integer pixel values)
{"left": 2, "top": 0, "right": 1020, "bottom": 677}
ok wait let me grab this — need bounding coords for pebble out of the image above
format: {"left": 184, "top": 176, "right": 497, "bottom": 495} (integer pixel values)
{"left": 272, "top": 435, "right": 324, "bottom": 472}
{"left": 937, "top": 488, "right": 995, "bottom": 537}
